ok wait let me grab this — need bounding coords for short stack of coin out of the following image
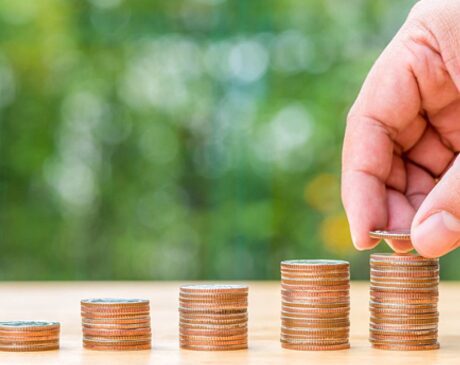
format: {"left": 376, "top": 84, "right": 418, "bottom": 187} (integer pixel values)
{"left": 179, "top": 284, "right": 248, "bottom": 351}
{"left": 0, "top": 321, "right": 60, "bottom": 352}
{"left": 280, "top": 260, "right": 350, "bottom": 351}
{"left": 81, "top": 298, "right": 151, "bottom": 351}
{"left": 370, "top": 253, "right": 440, "bottom": 351}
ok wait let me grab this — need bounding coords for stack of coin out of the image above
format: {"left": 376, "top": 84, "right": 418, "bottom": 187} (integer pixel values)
{"left": 0, "top": 321, "right": 60, "bottom": 352}
{"left": 81, "top": 298, "right": 151, "bottom": 351}
{"left": 280, "top": 259, "right": 350, "bottom": 351}
{"left": 179, "top": 284, "right": 248, "bottom": 351}
{"left": 369, "top": 253, "right": 440, "bottom": 350}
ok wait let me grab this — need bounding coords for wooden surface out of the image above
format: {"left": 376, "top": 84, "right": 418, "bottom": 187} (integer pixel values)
{"left": 0, "top": 281, "right": 459, "bottom": 364}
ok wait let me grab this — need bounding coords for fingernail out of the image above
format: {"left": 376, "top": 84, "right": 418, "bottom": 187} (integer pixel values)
{"left": 412, "top": 210, "right": 460, "bottom": 257}
{"left": 440, "top": 210, "right": 460, "bottom": 232}
{"left": 351, "top": 234, "right": 360, "bottom": 250}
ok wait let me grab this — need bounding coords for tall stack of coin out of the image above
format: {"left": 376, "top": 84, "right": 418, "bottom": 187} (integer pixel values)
{"left": 369, "top": 253, "right": 439, "bottom": 350}
{"left": 280, "top": 260, "right": 350, "bottom": 351}
{"left": 0, "top": 321, "right": 60, "bottom": 352}
{"left": 179, "top": 284, "right": 248, "bottom": 351}
{"left": 81, "top": 298, "right": 151, "bottom": 351}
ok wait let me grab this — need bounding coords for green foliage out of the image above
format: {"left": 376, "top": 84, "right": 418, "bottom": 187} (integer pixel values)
{"left": 2, "top": 0, "right": 456, "bottom": 280}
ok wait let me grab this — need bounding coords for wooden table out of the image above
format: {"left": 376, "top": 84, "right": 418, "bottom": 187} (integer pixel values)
{"left": 0, "top": 282, "right": 458, "bottom": 364}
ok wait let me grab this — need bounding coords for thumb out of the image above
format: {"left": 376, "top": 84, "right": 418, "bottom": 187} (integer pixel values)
{"left": 411, "top": 157, "right": 460, "bottom": 258}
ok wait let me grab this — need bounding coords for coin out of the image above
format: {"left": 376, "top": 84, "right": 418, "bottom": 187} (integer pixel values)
{"left": 281, "top": 260, "right": 349, "bottom": 270}
{"left": 369, "top": 229, "right": 411, "bottom": 240}
{"left": 81, "top": 298, "right": 151, "bottom": 351}
{"left": 0, "top": 321, "right": 60, "bottom": 352}
{"left": 368, "top": 252, "right": 439, "bottom": 351}
{"left": 179, "top": 284, "right": 248, "bottom": 351}
{"left": 83, "top": 342, "right": 151, "bottom": 351}
{"left": 180, "top": 343, "right": 247, "bottom": 351}
{"left": 280, "top": 259, "right": 350, "bottom": 351}
{"left": 281, "top": 342, "right": 350, "bottom": 351}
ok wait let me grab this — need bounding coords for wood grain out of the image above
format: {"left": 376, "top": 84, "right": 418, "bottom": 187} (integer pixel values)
{"left": 0, "top": 281, "right": 458, "bottom": 364}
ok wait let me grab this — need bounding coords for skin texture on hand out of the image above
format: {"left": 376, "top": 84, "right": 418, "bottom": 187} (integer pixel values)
{"left": 342, "top": 0, "right": 460, "bottom": 258}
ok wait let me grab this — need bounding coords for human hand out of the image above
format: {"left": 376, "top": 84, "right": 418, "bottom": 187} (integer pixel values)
{"left": 342, "top": 0, "right": 460, "bottom": 257}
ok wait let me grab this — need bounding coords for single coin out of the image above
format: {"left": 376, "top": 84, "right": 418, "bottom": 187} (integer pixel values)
{"left": 281, "top": 342, "right": 349, "bottom": 351}
{"left": 179, "top": 301, "right": 247, "bottom": 309}
{"left": 371, "top": 343, "right": 439, "bottom": 351}
{"left": 0, "top": 334, "right": 59, "bottom": 342}
{"left": 180, "top": 343, "right": 247, "bottom": 351}
{"left": 282, "top": 319, "right": 349, "bottom": 328}
{"left": 0, "top": 321, "right": 60, "bottom": 332}
{"left": 180, "top": 328, "right": 247, "bottom": 336}
{"left": 180, "top": 285, "right": 248, "bottom": 294}
{"left": 83, "top": 335, "right": 151, "bottom": 341}
{"left": 0, "top": 343, "right": 59, "bottom": 352}
{"left": 369, "top": 230, "right": 411, "bottom": 240}
{"left": 83, "top": 342, "right": 151, "bottom": 351}
{"left": 82, "top": 328, "right": 151, "bottom": 337}
{"left": 81, "top": 303, "right": 149, "bottom": 311}
{"left": 281, "top": 260, "right": 349, "bottom": 270}
{"left": 0, "top": 329, "right": 60, "bottom": 337}
{"left": 81, "top": 298, "right": 149, "bottom": 306}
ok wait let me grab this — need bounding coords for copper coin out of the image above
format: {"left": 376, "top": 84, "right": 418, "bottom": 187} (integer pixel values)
{"left": 281, "top": 290, "right": 349, "bottom": 298}
{"left": 179, "top": 319, "right": 247, "bottom": 325}
{"left": 82, "top": 316, "right": 150, "bottom": 323}
{"left": 81, "top": 304, "right": 149, "bottom": 313}
{"left": 180, "top": 343, "right": 247, "bottom": 351}
{"left": 82, "top": 309, "right": 150, "bottom": 316}
{"left": 179, "top": 302, "right": 247, "bottom": 310}
{"left": 179, "top": 309, "right": 246, "bottom": 316}
{"left": 0, "top": 329, "right": 60, "bottom": 337}
{"left": 0, "top": 343, "right": 59, "bottom": 352}
{"left": 370, "top": 334, "right": 438, "bottom": 341}
{"left": 179, "top": 340, "right": 247, "bottom": 348}
{"left": 179, "top": 298, "right": 247, "bottom": 305}
{"left": 281, "top": 342, "right": 349, "bottom": 351}
{"left": 282, "top": 319, "right": 349, "bottom": 328}
{"left": 180, "top": 328, "right": 247, "bottom": 336}
{"left": 0, "top": 335, "right": 59, "bottom": 342}
{"left": 370, "top": 253, "right": 438, "bottom": 263}
{"left": 82, "top": 328, "right": 151, "bottom": 336}
{"left": 370, "top": 269, "right": 439, "bottom": 278}
{"left": 179, "top": 321, "right": 247, "bottom": 328}
{"left": 84, "top": 342, "right": 151, "bottom": 351}
{"left": 180, "top": 333, "right": 247, "bottom": 340}
{"left": 281, "top": 308, "right": 349, "bottom": 317}
{"left": 371, "top": 343, "right": 439, "bottom": 351}
{"left": 370, "top": 317, "right": 438, "bottom": 325}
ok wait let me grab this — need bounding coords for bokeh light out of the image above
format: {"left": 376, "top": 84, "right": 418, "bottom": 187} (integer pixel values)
{"left": 2, "top": 0, "right": 457, "bottom": 281}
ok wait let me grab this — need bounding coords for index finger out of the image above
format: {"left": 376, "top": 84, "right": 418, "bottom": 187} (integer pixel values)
{"left": 341, "top": 24, "right": 422, "bottom": 250}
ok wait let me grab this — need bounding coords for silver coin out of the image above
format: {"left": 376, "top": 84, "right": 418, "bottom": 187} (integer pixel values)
{"left": 281, "top": 259, "right": 349, "bottom": 266}
{"left": 180, "top": 284, "right": 248, "bottom": 291}
{"left": 81, "top": 298, "right": 149, "bottom": 305}
{"left": 0, "top": 321, "right": 59, "bottom": 328}
{"left": 369, "top": 229, "right": 411, "bottom": 240}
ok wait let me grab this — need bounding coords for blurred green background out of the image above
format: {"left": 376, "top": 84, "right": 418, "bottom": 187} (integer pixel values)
{"left": 1, "top": 0, "right": 459, "bottom": 280}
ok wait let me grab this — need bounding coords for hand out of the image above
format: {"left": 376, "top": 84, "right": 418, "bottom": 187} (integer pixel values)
{"left": 342, "top": 0, "right": 460, "bottom": 258}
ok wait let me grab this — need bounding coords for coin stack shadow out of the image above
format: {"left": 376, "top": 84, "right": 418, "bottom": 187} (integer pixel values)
{"left": 369, "top": 253, "right": 440, "bottom": 350}
{"left": 179, "top": 284, "right": 248, "bottom": 351}
{"left": 81, "top": 298, "right": 151, "bottom": 351}
{"left": 280, "top": 260, "right": 350, "bottom": 350}
{"left": 0, "top": 321, "right": 60, "bottom": 352}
